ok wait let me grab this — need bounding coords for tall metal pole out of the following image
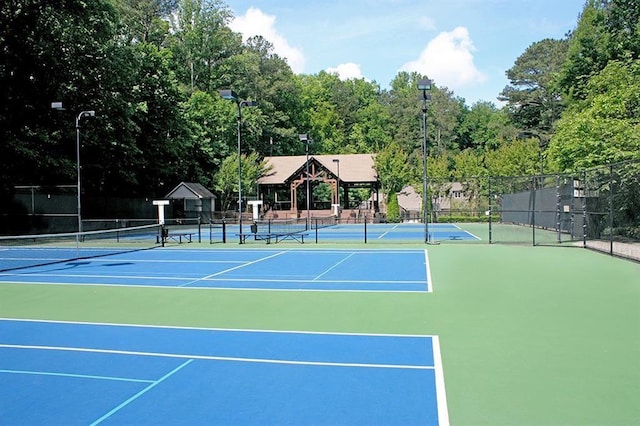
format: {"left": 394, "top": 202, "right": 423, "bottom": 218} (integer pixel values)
{"left": 418, "top": 79, "right": 432, "bottom": 244}
{"left": 299, "top": 134, "right": 312, "bottom": 230}
{"left": 236, "top": 103, "right": 243, "bottom": 240}
{"left": 74, "top": 110, "right": 95, "bottom": 234}
{"left": 422, "top": 103, "right": 429, "bottom": 243}
{"left": 305, "top": 140, "right": 310, "bottom": 229}
{"left": 334, "top": 159, "right": 340, "bottom": 207}
{"left": 219, "top": 90, "right": 257, "bottom": 244}
{"left": 75, "top": 114, "right": 82, "bottom": 234}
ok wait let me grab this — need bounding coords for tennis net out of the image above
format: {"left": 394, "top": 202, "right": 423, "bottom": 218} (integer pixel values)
{"left": 249, "top": 216, "right": 339, "bottom": 235}
{"left": 0, "top": 224, "right": 163, "bottom": 272}
{"left": 311, "top": 216, "right": 338, "bottom": 230}
{"left": 254, "top": 218, "right": 307, "bottom": 235}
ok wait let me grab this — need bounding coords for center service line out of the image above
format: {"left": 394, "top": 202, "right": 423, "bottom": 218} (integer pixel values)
{"left": 179, "top": 250, "right": 287, "bottom": 287}
{"left": 313, "top": 252, "right": 356, "bottom": 281}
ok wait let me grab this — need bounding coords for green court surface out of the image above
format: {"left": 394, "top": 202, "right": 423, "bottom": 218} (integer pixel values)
{"left": 1, "top": 243, "right": 639, "bottom": 425}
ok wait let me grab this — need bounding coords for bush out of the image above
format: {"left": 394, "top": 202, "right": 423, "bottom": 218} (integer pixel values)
{"left": 436, "top": 214, "right": 500, "bottom": 223}
{"left": 386, "top": 194, "right": 401, "bottom": 223}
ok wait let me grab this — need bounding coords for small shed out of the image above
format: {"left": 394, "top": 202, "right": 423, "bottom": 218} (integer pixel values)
{"left": 164, "top": 182, "right": 216, "bottom": 221}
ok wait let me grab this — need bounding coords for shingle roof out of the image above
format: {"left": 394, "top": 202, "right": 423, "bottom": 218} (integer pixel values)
{"left": 165, "top": 182, "right": 216, "bottom": 199}
{"left": 259, "top": 154, "right": 377, "bottom": 185}
{"left": 397, "top": 186, "right": 421, "bottom": 211}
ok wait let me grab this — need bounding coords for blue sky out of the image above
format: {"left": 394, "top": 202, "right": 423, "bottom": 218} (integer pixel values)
{"left": 225, "top": 0, "right": 586, "bottom": 105}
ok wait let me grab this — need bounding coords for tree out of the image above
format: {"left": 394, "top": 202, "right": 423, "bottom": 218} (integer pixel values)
{"left": 181, "top": 90, "right": 232, "bottom": 187}
{"left": 374, "top": 141, "right": 412, "bottom": 197}
{"left": 485, "top": 138, "right": 540, "bottom": 177}
{"left": 112, "top": 0, "right": 176, "bottom": 45}
{"left": 167, "top": 0, "right": 238, "bottom": 94}
{"left": 557, "top": 0, "right": 640, "bottom": 101}
{"left": 0, "top": 0, "right": 121, "bottom": 191}
{"left": 500, "top": 38, "right": 569, "bottom": 134}
{"left": 427, "top": 86, "right": 465, "bottom": 154}
{"left": 457, "top": 101, "right": 514, "bottom": 152}
{"left": 234, "top": 36, "right": 302, "bottom": 156}
{"left": 385, "top": 72, "right": 424, "bottom": 155}
{"left": 548, "top": 60, "right": 640, "bottom": 170}
{"left": 212, "top": 152, "right": 270, "bottom": 212}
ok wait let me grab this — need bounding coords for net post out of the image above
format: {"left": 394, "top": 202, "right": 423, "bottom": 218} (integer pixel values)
{"left": 364, "top": 215, "right": 367, "bottom": 244}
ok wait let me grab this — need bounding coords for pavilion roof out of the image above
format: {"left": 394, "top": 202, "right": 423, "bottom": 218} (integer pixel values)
{"left": 259, "top": 154, "right": 377, "bottom": 185}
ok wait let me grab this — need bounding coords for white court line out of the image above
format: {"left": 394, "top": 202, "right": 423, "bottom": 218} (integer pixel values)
{"left": 0, "top": 317, "right": 435, "bottom": 339}
{"left": 0, "top": 344, "right": 435, "bottom": 371}
{"left": 424, "top": 249, "right": 434, "bottom": 293}
{"left": 432, "top": 336, "right": 450, "bottom": 426}
{"left": 0, "top": 281, "right": 427, "bottom": 294}
{"left": 451, "top": 223, "right": 482, "bottom": 240}
{"left": 0, "top": 274, "right": 425, "bottom": 285}
{"left": 377, "top": 223, "right": 400, "bottom": 239}
{"left": 179, "top": 250, "right": 287, "bottom": 287}
{"left": 313, "top": 252, "right": 356, "bottom": 280}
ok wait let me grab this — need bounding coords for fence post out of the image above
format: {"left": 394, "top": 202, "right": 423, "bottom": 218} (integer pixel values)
{"left": 582, "top": 171, "right": 587, "bottom": 248}
{"left": 532, "top": 176, "right": 536, "bottom": 246}
{"left": 609, "top": 165, "right": 614, "bottom": 256}
{"left": 488, "top": 176, "right": 492, "bottom": 244}
{"left": 556, "top": 175, "right": 561, "bottom": 244}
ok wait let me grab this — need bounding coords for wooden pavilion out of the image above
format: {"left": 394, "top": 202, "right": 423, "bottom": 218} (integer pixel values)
{"left": 257, "top": 154, "right": 380, "bottom": 219}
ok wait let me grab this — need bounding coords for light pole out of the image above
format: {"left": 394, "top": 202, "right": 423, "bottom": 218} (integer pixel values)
{"left": 332, "top": 158, "right": 340, "bottom": 208}
{"left": 219, "top": 90, "right": 257, "bottom": 242}
{"left": 51, "top": 102, "right": 95, "bottom": 233}
{"left": 299, "top": 134, "right": 313, "bottom": 229}
{"left": 417, "top": 79, "right": 432, "bottom": 244}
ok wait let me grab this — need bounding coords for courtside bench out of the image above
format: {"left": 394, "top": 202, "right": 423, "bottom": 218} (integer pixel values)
{"left": 236, "top": 231, "right": 308, "bottom": 244}
{"left": 162, "top": 228, "right": 196, "bottom": 244}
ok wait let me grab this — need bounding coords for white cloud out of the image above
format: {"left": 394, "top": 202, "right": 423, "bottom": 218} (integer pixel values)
{"left": 326, "top": 63, "right": 366, "bottom": 81}
{"left": 401, "top": 26, "right": 487, "bottom": 90}
{"left": 229, "top": 7, "right": 305, "bottom": 73}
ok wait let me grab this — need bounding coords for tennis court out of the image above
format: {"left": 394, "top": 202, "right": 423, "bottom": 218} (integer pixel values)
{"left": 0, "top": 248, "right": 431, "bottom": 292}
{"left": 1, "top": 228, "right": 639, "bottom": 425}
{"left": 0, "top": 319, "right": 447, "bottom": 425}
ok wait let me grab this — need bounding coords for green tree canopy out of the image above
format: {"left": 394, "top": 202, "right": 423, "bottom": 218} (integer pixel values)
{"left": 549, "top": 59, "right": 640, "bottom": 170}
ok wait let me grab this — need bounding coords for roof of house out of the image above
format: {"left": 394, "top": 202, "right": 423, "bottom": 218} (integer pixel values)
{"left": 397, "top": 186, "right": 422, "bottom": 211}
{"left": 164, "top": 182, "right": 216, "bottom": 199}
{"left": 259, "top": 154, "right": 377, "bottom": 185}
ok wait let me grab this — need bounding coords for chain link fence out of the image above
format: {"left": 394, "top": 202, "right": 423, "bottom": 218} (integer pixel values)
{"left": 3, "top": 160, "right": 639, "bottom": 261}
{"left": 486, "top": 159, "right": 640, "bottom": 261}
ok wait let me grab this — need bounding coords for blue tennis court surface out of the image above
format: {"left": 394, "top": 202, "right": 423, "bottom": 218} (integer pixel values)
{"left": 314, "top": 222, "right": 480, "bottom": 242}
{"left": 0, "top": 249, "right": 432, "bottom": 292}
{"left": 0, "top": 319, "right": 449, "bottom": 425}
{"left": 213, "top": 222, "right": 481, "bottom": 243}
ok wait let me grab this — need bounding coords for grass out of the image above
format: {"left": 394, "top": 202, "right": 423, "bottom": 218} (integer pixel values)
{"left": 1, "top": 242, "right": 638, "bottom": 425}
